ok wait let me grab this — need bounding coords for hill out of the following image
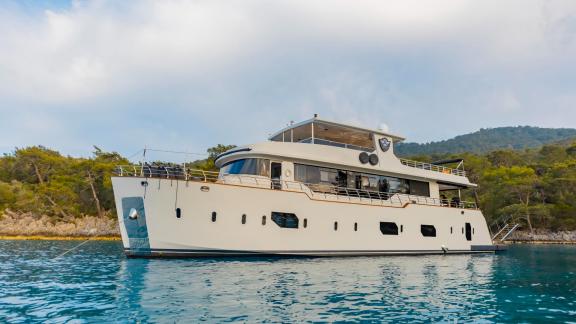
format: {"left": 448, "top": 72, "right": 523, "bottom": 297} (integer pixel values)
{"left": 395, "top": 126, "right": 576, "bottom": 156}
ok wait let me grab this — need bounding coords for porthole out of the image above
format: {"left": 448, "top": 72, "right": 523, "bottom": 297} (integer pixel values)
{"left": 242, "top": 214, "right": 246, "bottom": 224}
{"left": 380, "top": 222, "right": 399, "bottom": 235}
{"left": 211, "top": 212, "right": 217, "bottom": 222}
{"left": 176, "top": 208, "right": 181, "bottom": 219}
{"left": 262, "top": 215, "right": 266, "bottom": 225}
{"left": 401, "top": 225, "right": 403, "bottom": 233}
{"left": 303, "top": 218, "right": 308, "bottom": 228}
{"left": 421, "top": 225, "right": 437, "bottom": 237}
{"left": 334, "top": 221, "right": 338, "bottom": 231}
{"left": 354, "top": 222, "right": 358, "bottom": 232}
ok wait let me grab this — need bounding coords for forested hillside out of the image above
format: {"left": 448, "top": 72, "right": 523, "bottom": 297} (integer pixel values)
{"left": 0, "top": 139, "right": 575, "bottom": 235}
{"left": 396, "top": 126, "right": 576, "bottom": 156}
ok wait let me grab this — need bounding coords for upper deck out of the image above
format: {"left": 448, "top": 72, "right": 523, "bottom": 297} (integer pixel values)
{"left": 218, "top": 116, "right": 470, "bottom": 185}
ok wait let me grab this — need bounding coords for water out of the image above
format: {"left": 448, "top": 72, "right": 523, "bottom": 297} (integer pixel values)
{"left": 0, "top": 241, "right": 575, "bottom": 323}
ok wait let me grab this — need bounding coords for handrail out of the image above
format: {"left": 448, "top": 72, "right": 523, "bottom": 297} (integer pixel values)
{"left": 399, "top": 158, "right": 467, "bottom": 177}
{"left": 114, "top": 165, "right": 478, "bottom": 210}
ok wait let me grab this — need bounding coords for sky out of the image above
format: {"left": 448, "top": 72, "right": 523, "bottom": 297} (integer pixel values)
{"left": 1, "top": 0, "right": 575, "bottom": 161}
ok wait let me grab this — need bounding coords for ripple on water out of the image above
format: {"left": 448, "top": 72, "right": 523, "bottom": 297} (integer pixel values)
{"left": 0, "top": 241, "right": 576, "bottom": 323}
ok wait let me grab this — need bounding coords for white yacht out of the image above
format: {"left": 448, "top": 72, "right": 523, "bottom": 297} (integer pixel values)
{"left": 112, "top": 116, "right": 502, "bottom": 257}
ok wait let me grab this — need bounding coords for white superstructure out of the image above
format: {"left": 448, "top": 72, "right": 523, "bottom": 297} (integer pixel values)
{"left": 112, "top": 117, "right": 501, "bottom": 257}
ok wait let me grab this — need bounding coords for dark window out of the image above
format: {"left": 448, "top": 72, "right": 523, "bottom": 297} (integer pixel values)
{"left": 303, "top": 218, "right": 308, "bottom": 228}
{"left": 176, "top": 208, "right": 181, "bottom": 218}
{"left": 241, "top": 214, "right": 246, "bottom": 224}
{"left": 262, "top": 216, "right": 266, "bottom": 225}
{"left": 334, "top": 221, "right": 338, "bottom": 231}
{"left": 421, "top": 225, "right": 436, "bottom": 237}
{"left": 271, "top": 212, "right": 299, "bottom": 229}
{"left": 354, "top": 222, "right": 358, "bottom": 231}
{"left": 401, "top": 225, "right": 404, "bottom": 233}
{"left": 380, "top": 222, "right": 399, "bottom": 235}
{"left": 409, "top": 180, "right": 430, "bottom": 197}
{"left": 465, "top": 223, "right": 472, "bottom": 241}
{"left": 211, "top": 212, "right": 217, "bottom": 222}
{"left": 294, "top": 163, "right": 423, "bottom": 196}
{"left": 450, "top": 226, "right": 453, "bottom": 234}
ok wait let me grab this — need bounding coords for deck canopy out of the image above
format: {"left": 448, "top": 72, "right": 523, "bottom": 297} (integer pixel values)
{"left": 269, "top": 117, "right": 405, "bottom": 152}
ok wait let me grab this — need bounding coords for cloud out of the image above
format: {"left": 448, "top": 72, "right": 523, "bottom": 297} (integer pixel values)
{"left": 0, "top": 0, "right": 576, "bottom": 157}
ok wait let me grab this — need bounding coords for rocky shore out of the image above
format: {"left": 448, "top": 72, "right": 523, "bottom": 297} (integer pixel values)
{"left": 0, "top": 210, "right": 119, "bottom": 239}
{"left": 507, "top": 230, "right": 576, "bottom": 244}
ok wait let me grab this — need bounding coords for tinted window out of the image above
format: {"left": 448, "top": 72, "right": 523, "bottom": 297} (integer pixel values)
{"left": 294, "top": 163, "right": 418, "bottom": 196}
{"left": 421, "top": 225, "right": 436, "bottom": 237}
{"left": 303, "top": 218, "right": 308, "bottom": 228}
{"left": 176, "top": 208, "right": 181, "bottom": 219}
{"left": 410, "top": 180, "right": 430, "bottom": 197}
{"left": 221, "top": 158, "right": 270, "bottom": 177}
{"left": 271, "top": 212, "right": 299, "bottom": 229}
{"left": 262, "top": 216, "right": 266, "bottom": 225}
{"left": 380, "top": 222, "right": 399, "bottom": 235}
{"left": 242, "top": 214, "right": 246, "bottom": 224}
{"left": 354, "top": 222, "right": 358, "bottom": 231}
{"left": 334, "top": 221, "right": 338, "bottom": 231}
{"left": 211, "top": 212, "right": 217, "bottom": 222}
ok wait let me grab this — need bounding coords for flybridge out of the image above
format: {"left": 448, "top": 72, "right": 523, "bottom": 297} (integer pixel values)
{"left": 269, "top": 116, "right": 404, "bottom": 152}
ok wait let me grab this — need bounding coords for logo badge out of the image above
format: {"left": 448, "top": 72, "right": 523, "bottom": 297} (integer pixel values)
{"left": 379, "top": 138, "right": 391, "bottom": 152}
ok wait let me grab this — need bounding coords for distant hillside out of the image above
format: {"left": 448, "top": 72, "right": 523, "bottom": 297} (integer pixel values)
{"left": 395, "top": 126, "right": 576, "bottom": 156}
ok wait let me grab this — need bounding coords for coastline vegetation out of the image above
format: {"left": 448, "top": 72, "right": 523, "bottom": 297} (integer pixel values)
{"left": 0, "top": 140, "right": 575, "bottom": 238}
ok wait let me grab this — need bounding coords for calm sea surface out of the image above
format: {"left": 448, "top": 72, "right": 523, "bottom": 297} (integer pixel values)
{"left": 0, "top": 241, "right": 575, "bottom": 323}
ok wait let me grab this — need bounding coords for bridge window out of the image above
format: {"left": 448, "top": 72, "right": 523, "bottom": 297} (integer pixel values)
{"left": 221, "top": 158, "right": 270, "bottom": 177}
{"left": 380, "top": 222, "right": 399, "bottom": 235}
{"left": 271, "top": 212, "right": 299, "bottom": 229}
{"left": 421, "top": 225, "right": 436, "bottom": 237}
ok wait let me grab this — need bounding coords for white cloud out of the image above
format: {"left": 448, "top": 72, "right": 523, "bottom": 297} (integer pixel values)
{"left": 0, "top": 0, "right": 575, "bottom": 155}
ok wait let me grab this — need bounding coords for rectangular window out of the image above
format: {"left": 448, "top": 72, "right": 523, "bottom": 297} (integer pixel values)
{"left": 421, "top": 225, "right": 437, "bottom": 237}
{"left": 465, "top": 223, "right": 472, "bottom": 241}
{"left": 410, "top": 180, "right": 430, "bottom": 197}
{"left": 380, "top": 222, "right": 399, "bottom": 235}
{"left": 271, "top": 212, "right": 299, "bottom": 229}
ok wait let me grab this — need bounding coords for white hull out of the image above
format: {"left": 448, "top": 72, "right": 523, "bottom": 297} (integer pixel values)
{"left": 112, "top": 177, "right": 498, "bottom": 257}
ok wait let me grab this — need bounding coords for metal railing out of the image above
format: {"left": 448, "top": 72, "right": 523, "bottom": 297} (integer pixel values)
{"left": 399, "top": 158, "right": 467, "bottom": 177}
{"left": 298, "top": 137, "right": 374, "bottom": 152}
{"left": 114, "top": 165, "right": 477, "bottom": 210}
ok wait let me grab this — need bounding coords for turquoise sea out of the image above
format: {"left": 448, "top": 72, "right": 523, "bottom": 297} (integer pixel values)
{"left": 0, "top": 241, "right": 575, "bottom": 323}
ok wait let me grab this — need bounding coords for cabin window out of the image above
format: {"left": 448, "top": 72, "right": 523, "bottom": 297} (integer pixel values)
{"left": 211, "top": 212, "right": 217, "bottom": 222}
{"left": 465, "top": 223, "right": 472, "bottom": 241}
{"left": 450, "top": 226, "right": 453, "bottom": 234}
{"left": 303, "top": 218, "right": 308, "bottom": 228}
{"left": 380, "top": 222, "right": 399, "bottom": 235}
{"left": 409, "top": 180, "right": 430, "bottom": 197}
{"left": 262, "top": 216, "right": 266, "bottom": 225}
{"left": 334, "top": 221, "right": 338, "bottom": 231}
{"left": 354, "top": 222, "right": 358, "bottom": 231}
{"left": 221, "top": 158, "right": 270, "bottom": 177}
{"left": 242, "top": 214, "right": 246, "bottom": 224}
{"left": 271, "top": 212, "right": 299, "bottom": 229}
{"left": 421, "top": 225, "right": 437, "bottom": 237}
{"left": 293, "top": 163, "right": 426, "bottom": 197}
{"left": 401, "top": 225, "right": 403, "bottom": 233}
{"left": 176, "top": 208, "right": 181, "bottom": 219}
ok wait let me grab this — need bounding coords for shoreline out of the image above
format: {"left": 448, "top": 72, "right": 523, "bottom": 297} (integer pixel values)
{"left": 0, "top": 235, "right": 574, "bottom": 244}
{"left": 0, "top": 235, "right": 121, "bottom": 241}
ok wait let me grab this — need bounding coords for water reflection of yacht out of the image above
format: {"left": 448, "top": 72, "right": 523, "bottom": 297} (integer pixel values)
{"left": 112, "top": 116, "right": 500, "bottom": 257}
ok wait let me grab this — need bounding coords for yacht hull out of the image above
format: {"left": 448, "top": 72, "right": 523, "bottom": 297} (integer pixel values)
{"left": 112, "top": 177, "right": 497, "bottom": 257}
